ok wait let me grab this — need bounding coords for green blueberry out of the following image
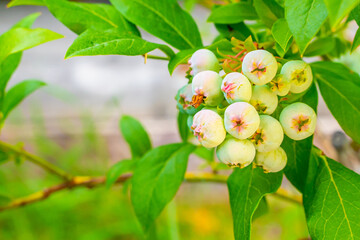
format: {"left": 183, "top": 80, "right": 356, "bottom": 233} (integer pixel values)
{"left": 280, "top": 60, "right": 313, "bottom": 93}
{"left": 216, "top": 137, "right": 255, "bottom": 168}
{"left": 250, "top": 85, "right": 278, "bottom": 114}
{"left": 176, "top": 84, "right": 202, "bottom": 115}
{"left": 255, "top": 147, "right": 287, "bottom": 173}
{"left": 189, "top": 49, "right": 220, "bottom": 75}
{"left": 268, "top": 74, "right": 290, "bottom": 96}
{"left": 224, "top": 102, "right": 260, "bottom": 139}
{"left": 191, "top": 109, "right": 226, "bottom": 148}
{"left": 192, "top": 70, "right": 224, "bottom": 107}
{"left": 250, "top": 115, "right": 284, "bottom": 152}
{"left": 242, "top": 50, "right": 278, "bottom": 85}
{"left": 221, "top": 72, "right": 252, "bottom": 104}
{"left": 279, "top": 102, "right": 317, "bottom": 140}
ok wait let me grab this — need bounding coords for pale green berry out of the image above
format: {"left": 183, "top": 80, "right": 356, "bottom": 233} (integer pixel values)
{"left": 281, "top": 60, "right": 313, "bottom": 94}
{"left": 250, "top": 115, "right": 284, "bottom": 152}
{"left": 192, "top": 70, "right": 224, "bottom": 107}
{"left": 176, "top": 84, "right": 202, "bottom": 115}
{"left": 268, "top": 74, "right": 290, "bottom": 96}
{"left": 216, "top": 137, "right": 255, "bottom": 168}
{"left": 250, "top": 85, "right": 278, "bottom": 114}
{"left": 279, "top": 102, "right": 317, "bottom": 140}
{"left": 224, "top": 102, "right": 260, "bottom": 139}
{"left": 221, "top": 72, "right": 252, "bottom": 104}
{"left": 255, "top": 147, "right": 287, "bottom": 173}
{"left": 242, "top": 50, "right": 278, "bottom": 85}
{"left": 191, "top": 109, "right": 226, "bottom": 148}
{"left": 189, "top": 49, "right": 220, "bottom": 75}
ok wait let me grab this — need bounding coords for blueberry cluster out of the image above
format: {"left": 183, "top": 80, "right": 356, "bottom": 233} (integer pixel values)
{"left": 176, "top": 49, "right": 316, "bottom": 172}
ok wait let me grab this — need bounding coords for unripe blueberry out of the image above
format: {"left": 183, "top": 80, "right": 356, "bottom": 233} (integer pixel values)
{"left": 216, "top": 137, "right": 256, "bottom": 168}
{"left": 281, "top": 60, "right": 313, "bottom": 93}
{"left": 250, "top": 85, "right": 278, "bottom": 114}
{"left": 255, "top": 147, "right": 287, "bottom": 173}
{"left": 191, "top": 109, "right": 226, "bottom": 148}
{"left": 192, "top": 71, "right": 224, "bottom": 107}
{"left": 176, "top": 84, "right": 202, "bottom": 115}
{"left": 250, "top": 115, "right": 284, "bottom": 152}
{"left": 221, "top": 72, "right": 252, "bottom": 104}
{"left": 189, "top": 49, "right": 220, "bottom": 75}
{"left": 268, "top": 74, "right": 290, "bottom": 96}
{"left": 242, "top": 50, "right": 278, "bottom": 85}
{"left": 279, "top": 102, "right": 317, "bottom": 140}
{"left": 224, "top": 102, "right": 260, "bottom": 139}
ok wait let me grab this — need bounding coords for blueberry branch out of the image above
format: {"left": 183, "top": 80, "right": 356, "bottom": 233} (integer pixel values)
{"left": 0, "top": 172, "right": 301, "bottom": 212}
{"left": 0, "top": 141, "right": 72, "bottom": 181}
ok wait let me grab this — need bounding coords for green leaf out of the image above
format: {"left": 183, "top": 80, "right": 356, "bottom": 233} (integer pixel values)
{"left": 168, "top": 39, "right": 232, "bottom": 75}
{"left": 10, "top": 12, "right": 41, "bottom": 29}
{"left": 253, "top": 0, "right": 284, "bottom": 28}
{"left": 324, "top": 0, "right": 359, "bottom": 29}
{"left": 207, "top": 3, "right": 258, "bottom": 24}
{"left": 328, "top": 37, "right": 350, "bottom": 58}
{"left": 193, "top": 146, "right": 214, "bottom": 163}
{"left": 0, "top": 54, "right": 22, "bottom": 100}
{"left": 0, "top": 27, "right": 63, "bottom": 63}
{"left": 2, "top": 80, "right": 46, "bottom": 120}
{"left": 119, "top": 115, "right": 152, "bottom": 159}
{"left": 110, "top": 0, "right": 202, "bottom": 50}
{"left": 244, "top": 36, "right": 257, "bottom": 52}
{"left": 282, "top": 83, "right": 318, "bottom": 192}
{"left": 304, "top": 37, "right": 336, "bottom": 57}
{"left": 131, "top": 143, "right": 195, "bottom": 231}
{"left": 271, "top": 18, "right": 292, "bottom": 50}
{"left": 43, "top": 0, "right": 139, "bottom": 35}
{"left": 177, "top": 111, "right": 189, "bottom": 143}
{"left": 0, "top": 13, "right": 42, "bottom": 99}
{"left": 215, "top": 22, "right": 255, "bottom": 41}
{"left": 7, "top": 0, "right": 44, "bottom": 7}
{"left": 65, "top": 28, "right": 174, "bottom": 59}
{"left": 252, "top": 197, "right": 269, "bottom": 220}
{"left": 350, "top": 4, "right": 360, "bottom": 26}
{"left": 106, "top": 159, "right": 137, "bottom": 188}
{"left": 312, "top": 61, "right": 360, "bottom": 143}
{"left": 285, "top": 0, "right": 328, "bottom": 55}
{"left": 351, "top": 28, "right": 360, "bottom": 52}
{"left": 304, "top": 149, "right": 360, "bottom": 239}
{"left": 274, "top": 38, "right": 293, "bottom": 57}
{"left": 228, "top": 165, "right": 283, "bottom": 240}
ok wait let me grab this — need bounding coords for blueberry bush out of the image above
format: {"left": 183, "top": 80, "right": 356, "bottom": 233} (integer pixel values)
{"left": 2, "top": 0, "right": 360, "bottom": 239}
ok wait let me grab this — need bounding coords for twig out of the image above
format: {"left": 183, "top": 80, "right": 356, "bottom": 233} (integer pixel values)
{"left": 0, "top": 141, "right": 72, "bottom": 180}
{"left": 0, "top": 172, "right": 302, "bottom": 212}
